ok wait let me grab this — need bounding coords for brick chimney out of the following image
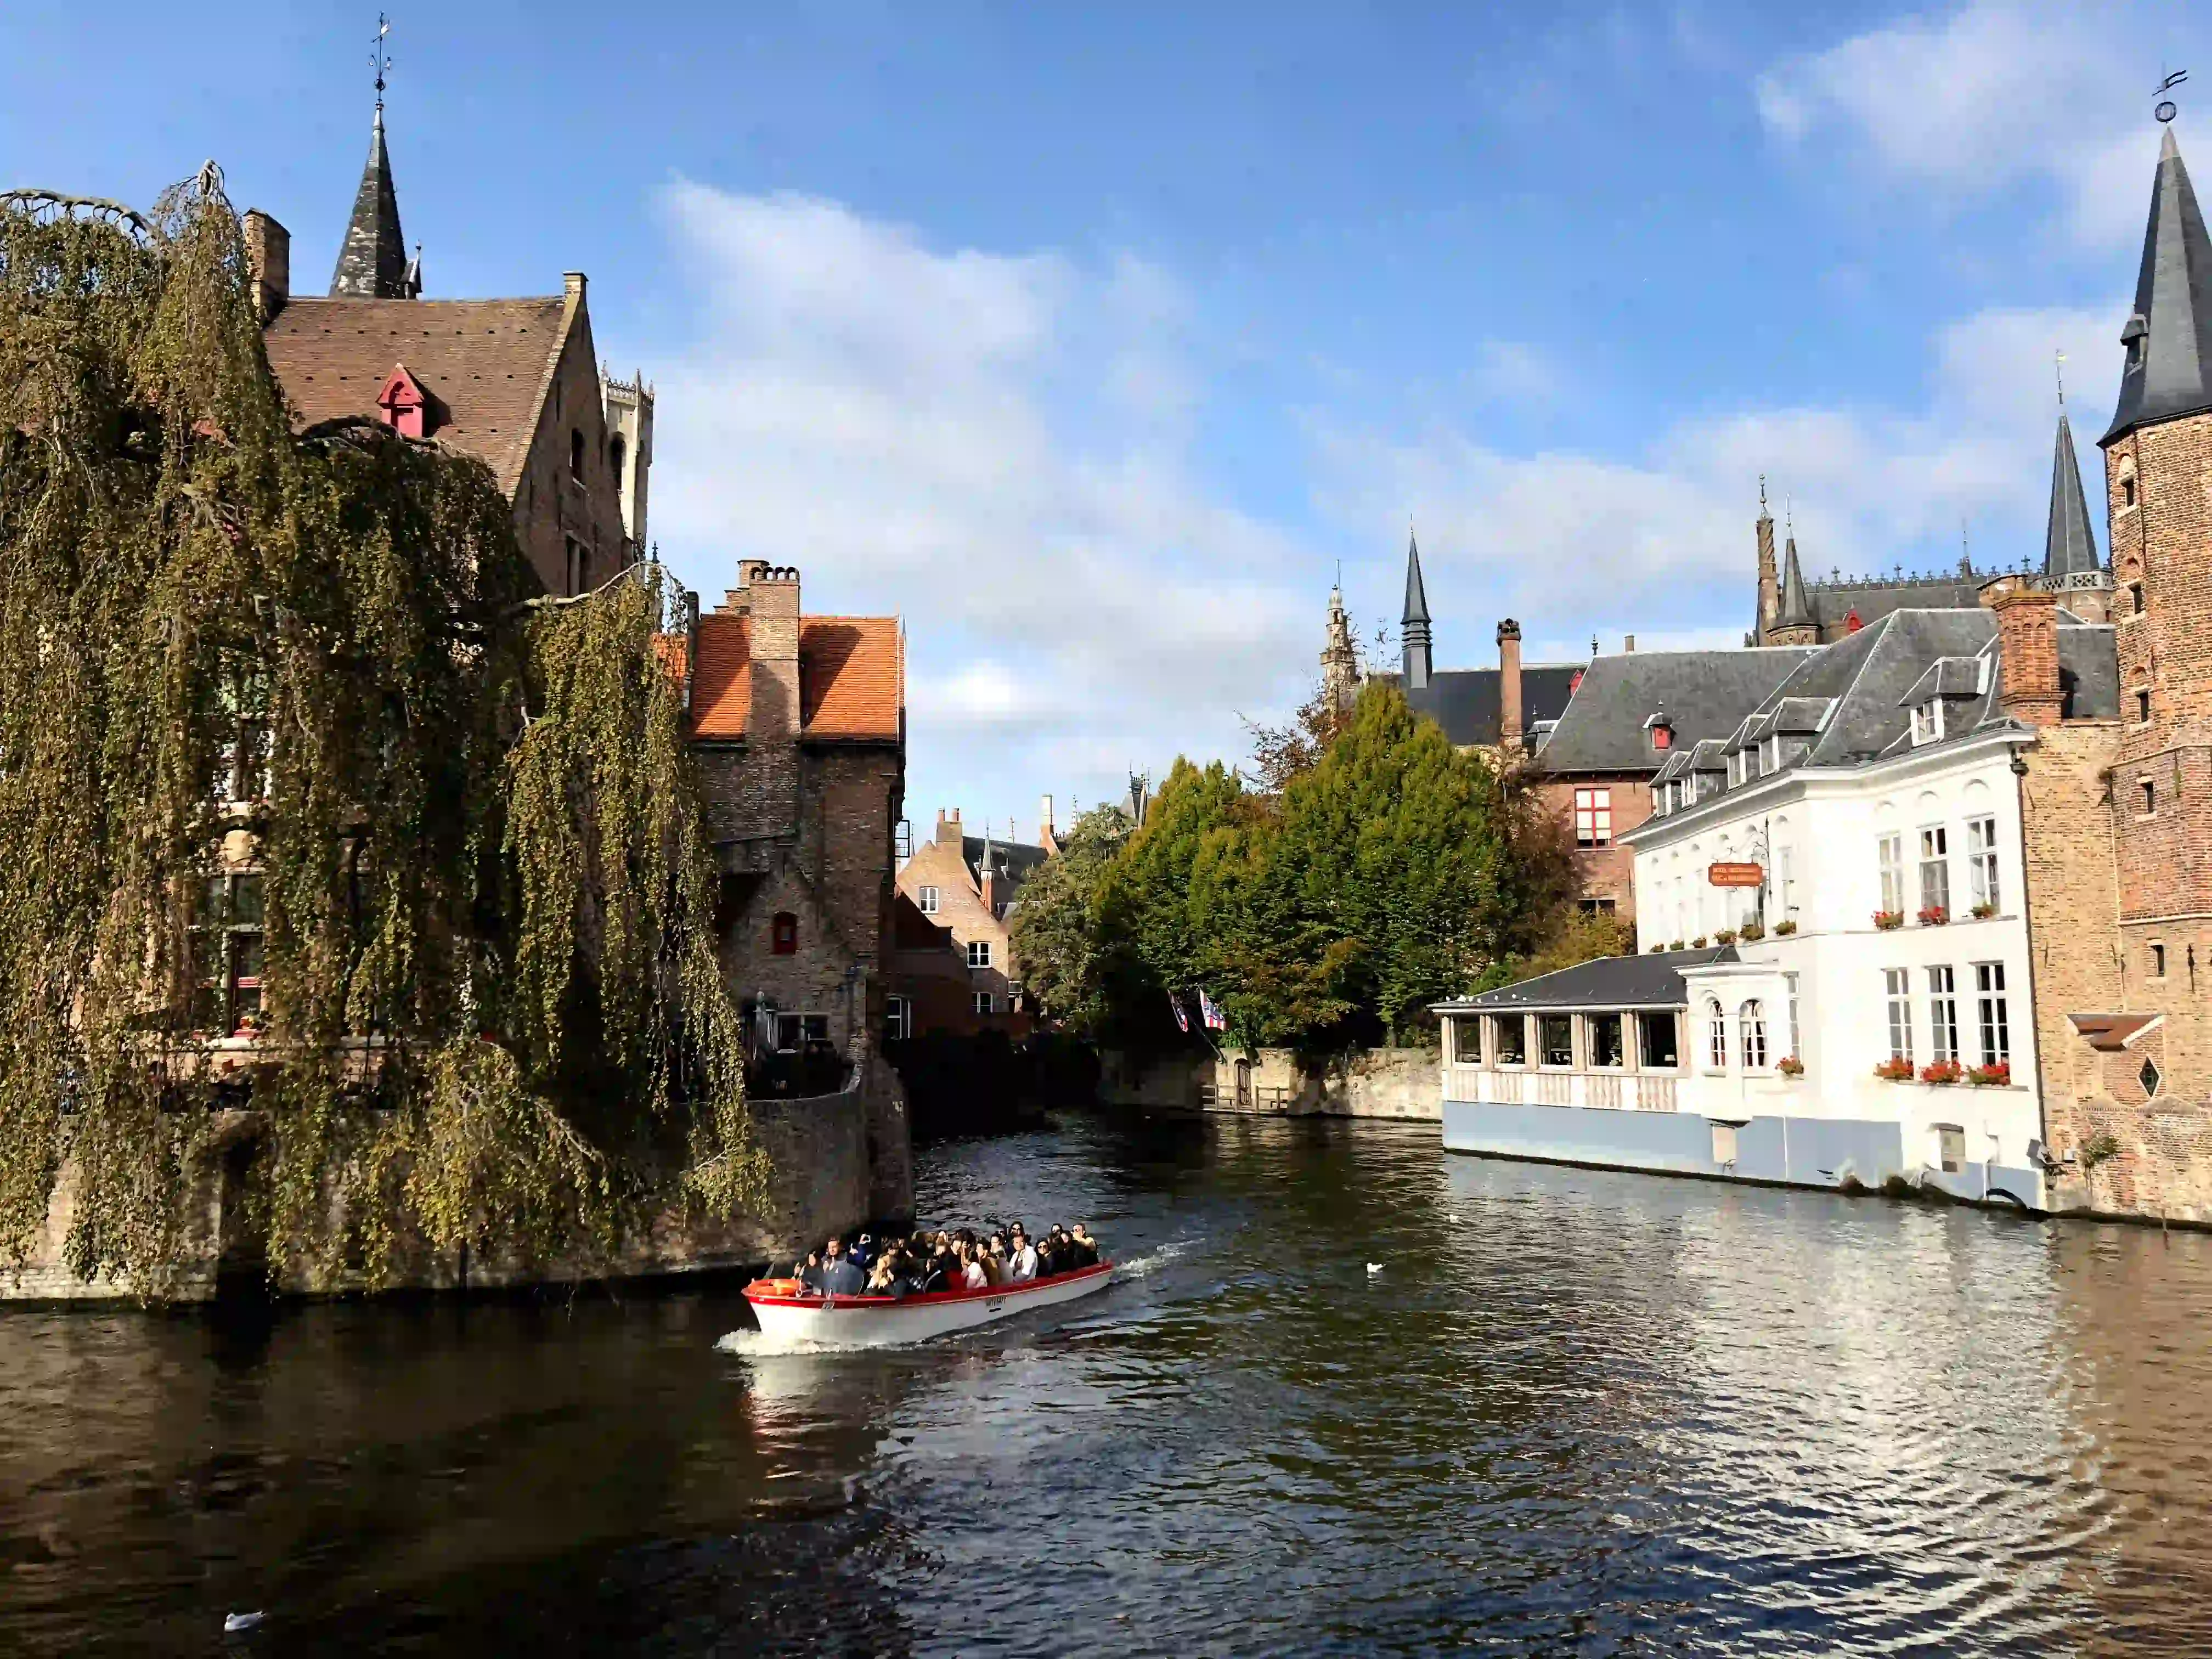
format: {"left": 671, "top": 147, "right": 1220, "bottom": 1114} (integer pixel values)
{"left": 936, "top": 808, "right": 963, "bottom": 847}
{"left": 242, "top": 210, "right": 289, "bottom": 323}
{"left": 1040, "top": 794, "right": 1055, "bottom": 843}
{"left": 1497, "top": 619, "right": 1524, "bottom": 751}
{"left": 1979, "top": 574, "right": 2063, "bottom": 727}
{"left": 741, "top": 560, "right": 802, "bottom": 742}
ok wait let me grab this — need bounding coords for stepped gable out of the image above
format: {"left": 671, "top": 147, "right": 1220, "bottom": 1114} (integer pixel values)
{"left": 1534, "top": 648, "right": 1815, "bottom": 777}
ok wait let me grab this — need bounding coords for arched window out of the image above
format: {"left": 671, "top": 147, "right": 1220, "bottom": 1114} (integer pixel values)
{"left": 609, "top": 433, "right": 626, "bottom": 478}
{"left": 570, "top": 428, "right": 585, "bottom": 481}
{"left": 771, "top": 911, "right": 798, "bottom": 955}
{"left": 1706, "top": 999, "right": 1727, "bottom": 1071}
{"left": 1740, "top": 1000, "right": 1767, "bottom": 1070}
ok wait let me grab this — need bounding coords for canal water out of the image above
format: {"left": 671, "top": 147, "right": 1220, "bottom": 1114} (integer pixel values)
{"left": 5, "top": 1112, "right": 2211, "bottom": 1656}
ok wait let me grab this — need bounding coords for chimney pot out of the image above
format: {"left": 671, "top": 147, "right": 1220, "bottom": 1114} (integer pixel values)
{"left": 242, "top": 210, "right": 290, "bottom": 322}
{"left": 1978, "top": 575, "right": 2063, "bottom": 727}
{"left": 1497, "top": 619, "right": 1524, "bottom": 751}
{"left": 1624, "top": 634, "right": 1635, "bottom": 652}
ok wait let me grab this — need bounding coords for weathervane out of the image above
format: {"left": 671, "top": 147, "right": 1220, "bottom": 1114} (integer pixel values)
{"left": 2056, "top": 348, "right": 2066, "bottom": 408}
{"left": 2157, "top": 70, "right": 2186, "bottom": 125}
{"left": 371, "top": 14, "right": 393, "bottom": 115}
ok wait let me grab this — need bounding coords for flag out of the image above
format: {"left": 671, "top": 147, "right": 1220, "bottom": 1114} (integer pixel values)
{"left": 1169, "top": 993, "right": 1189, "bottom": 1034}
{"left": 1199, "top": 989, "right": 1226, "bottom": 1031}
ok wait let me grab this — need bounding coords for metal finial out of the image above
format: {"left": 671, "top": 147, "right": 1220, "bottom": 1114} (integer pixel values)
{"left": 2056, "top": 348, "right": 2067, "bottom": 408}
{"left": 2157, "top": 70, "right": 2186, "bottom": 124}
{"left": 371, "top": 14, "right": 392, "bottom": 113}
{"left": 1759, "top": 473, "right": 1767, "bottom": 509}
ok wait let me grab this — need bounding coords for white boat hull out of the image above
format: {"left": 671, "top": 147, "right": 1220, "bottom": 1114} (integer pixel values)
{"left": 744, "top": 1263, "right": 1113, "bottom": 1349}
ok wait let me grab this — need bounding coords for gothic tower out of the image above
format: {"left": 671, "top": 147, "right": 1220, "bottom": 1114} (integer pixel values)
{"left": 1320, "top": 579, "right": 1359, "bottom": 712}
{"left": 1753, "top": 480, "right": 1779, "bottom": 641}
{"left": 1401, "top": 529, "right": 1432, "bottom": 691}
{"left": 601, "top": 371, "right": 656, "bottom": 557}
{"left": 1768, "top": 528, "right": 1819, "bottom": 646}
{"left": 2045, "top": 404, "right": 2109, "bottom": 623}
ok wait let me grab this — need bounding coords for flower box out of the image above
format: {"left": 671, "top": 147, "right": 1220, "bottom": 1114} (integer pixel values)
{"left": 1668, "top": 940, "right": 1685, "bottom": 951}
{"left": 1874, "top": 911, "right": 1904, "bottom": 931}
{"left": 1917, "top": 906, "right": 1949, "bottom": 927}
{"left": 1690, "top": 936, "right": 1708, "bottom": 949}
{"left": 1774, "top": 919, "right": 1798, "bottom": 936}
{"left": 1919, "top": 1059, "right": 1963, "bottom": 1086}
{"left": 1715, "top": 928, "right": 1739, "bottom": 945}
{"left": 1873, "top": 1057, "right": 1915, "bottom": 1081}
{"left": 1967, "top": 1062, "right": 2011, "bottom": 1087}
{"left": 1777, "top": 1056, "right": 1804, "bottom": 1077}
{"left": 1970, "top": 901, "right": 1996, "bottom": 919}
{"left": 1739, "top": 921, "right": 1765, "bottom": 941}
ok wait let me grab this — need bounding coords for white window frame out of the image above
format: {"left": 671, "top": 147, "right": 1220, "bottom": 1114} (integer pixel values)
{"left": 1884, "top": 968, "right": 1913, "bottom": 1063}
{"left": 884, "top": 994, "right": 912, "bottom": 1042}
{"left": 1573, "top": 787, "right": 1612, "bottom": 848}
{"left": 974, "top": 991, "right": 995, "bottom": 1015}
{"left": 1974, "top": 962, "right": 2010, "bottom": 1065}
{"left": 918, "top": 884, "right": 940, "bottom": 915}
{"left": 1705, "top": 999, "right": 1728, "bottom": 1073}
{"left": 1739, "top": 1000, "right": 1768, "bottom": 1071}
{"left": 967, "top": 939, "right": 992, "bottom": 969}
{"left": 1918, "top": 825, "right": 1949, "bottom": 917}
{"left": 1911, "top": 700, "right": 1945, "bottom": 746}
{"left": 1878, "top": 833, "right": 1904, "bottom": 916}
{"left": 1928, "top": 965, "right": 1959, "bottom": 1064}
{"left": 1966, "top": 816, "right": 2000, "bottom": 911}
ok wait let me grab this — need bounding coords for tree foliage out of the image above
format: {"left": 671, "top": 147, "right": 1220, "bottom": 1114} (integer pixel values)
{"left": 0, "top": 168, "right": 763, "bottom": 1294}
{"left": 1005, "top": 803, "right": 1133, "bottom": 1040}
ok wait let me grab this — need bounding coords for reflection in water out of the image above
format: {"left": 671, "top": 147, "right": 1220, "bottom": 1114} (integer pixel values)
{"left": 3, "top": 1113, "right": 2210, "bottom": 1655}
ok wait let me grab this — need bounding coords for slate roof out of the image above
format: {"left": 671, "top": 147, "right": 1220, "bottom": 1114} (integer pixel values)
{"left": 2058, "top": 625, "right": 2119, "bottom": 719}
{"left": 1796, "top": 573, "right": 1988, "bottom": 634}
{"left": 2045, "top": 412, "right": 2102, "bottom": 577}
{"left": 687, "top": 613, "right": 903, "bottom": 742}
{"left": 1898, "top": 656, "right": 1984, "bottom": 707}
{"left": 1532, "top": 647, "right": 1815, "bottom": 776}
{"left": 1404, "top": 663, "right": 1583, "bottom": 749}
{"left": 1775, "top": 537, "right": 1815, "bottom": 629}
{"left": 330, "top": 110, "right": 412, "bottom": 300}
{"left": 262, "top": 296, "right": 571, "bottom": 495}
{"left": 2104, "top": 125, "right": 2212, "bottom": 445}
{"left": 965, "top": 835, "right": 1051, "bottom": 895}
{"left": 1436, "top": 946, "right": 1739, "bottom": 1013}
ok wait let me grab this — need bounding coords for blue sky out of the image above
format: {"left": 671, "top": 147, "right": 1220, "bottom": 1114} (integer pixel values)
{"left": 3, "top": 2, "right": 2202, "bottom": 843}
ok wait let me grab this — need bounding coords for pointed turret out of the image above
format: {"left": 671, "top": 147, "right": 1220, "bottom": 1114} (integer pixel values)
{"left": 330, "top": 106, "right": 415, "bottom": 298}
{"left": 2044, "top": 410, "right": 2101, "bottom": 577}
{"left": 2104, "top": 123, "right": 2212, "bottom": 445}
{"left": 1400, "top": 528, "right": 1432, "bottom": 691}
{"left": 1775, "top": 534, "right": 1814, "bottom": 629}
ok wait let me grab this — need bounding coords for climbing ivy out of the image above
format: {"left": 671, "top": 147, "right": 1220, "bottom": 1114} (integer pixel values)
{"left": 0, "top": 167, "right": 764, "bottom": 1295}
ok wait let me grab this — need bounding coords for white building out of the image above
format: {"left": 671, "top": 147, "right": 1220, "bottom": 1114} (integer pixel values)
{"left": 1438, "top": 600, "right": 2119, "bottom": 1207}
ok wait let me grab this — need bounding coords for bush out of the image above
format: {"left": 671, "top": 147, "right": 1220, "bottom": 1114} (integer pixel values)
{"left": 2078, "top": 1131, "right": 2123, "bottom": 1172}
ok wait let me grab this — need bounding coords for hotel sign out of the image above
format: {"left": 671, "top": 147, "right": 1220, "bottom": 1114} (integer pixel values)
{"left": 1707, "top": 862, "right": 1765, "bottom": 888}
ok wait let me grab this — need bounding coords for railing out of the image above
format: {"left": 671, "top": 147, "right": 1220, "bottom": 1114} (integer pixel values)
{"left": 1453, "top": 1065, "right": 1681, "bottom": 1114}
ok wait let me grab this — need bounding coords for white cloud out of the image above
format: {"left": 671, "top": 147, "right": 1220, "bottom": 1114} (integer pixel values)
{"left": 1310, "top": 302, "right": 2121, "bottom": 645}
{"left": 640, "top": 183, "right": 1316, "bottom": 833}
{"left": 1754, "top": 1, "right": 2186, "bottom": 247}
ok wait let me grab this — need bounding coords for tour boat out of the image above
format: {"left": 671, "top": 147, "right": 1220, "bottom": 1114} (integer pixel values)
{"left": 742, "top": 1261, "right": 1114, "bottom": 1349}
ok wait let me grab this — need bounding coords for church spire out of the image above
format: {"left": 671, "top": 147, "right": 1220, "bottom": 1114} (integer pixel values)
{"left": 1400, "top": 527, "right": 1432, "bottom": 691}
{"left": 1774, "top": 531, "right": 1815, "bottom": 631}
{"left": 2044, "top": 409, "right": 2101, "bottom": 577}
{"left": 330, "top": 18, "right": 416, "bottom": 299}
{"left": 2104, "top": 120, "right": 2212, "bottom": 444}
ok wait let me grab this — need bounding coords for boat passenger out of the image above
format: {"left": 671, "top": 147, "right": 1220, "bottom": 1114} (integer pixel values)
{"left": 1034, "top": 1233, "right": 1062, "bottom": 1278}
{"left": 850, "top": 1233, "right": 875, "bottom": 1273}
{"left": 959, "top": 1243, "right": 989, "bottom": 1291}
{"left": 1007, "top": 1228, "right": 1039, "bottom": 1283}
{"left": 797, "top": 1250, "right": 825, "bottom": 1292}
{"left": 1069, "top": 1224, "right": 1099, "bottom": 1266}
{"left": 981, "top": 1238, "right": 1008, "bottom": 1286}
{"left": 819, "top": 1238, "right": 866, "bottom": 1297}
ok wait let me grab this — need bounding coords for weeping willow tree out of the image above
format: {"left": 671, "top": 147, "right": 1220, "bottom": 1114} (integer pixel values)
{"left": 0, "top": 166, "right": 766, "bottom": 1295}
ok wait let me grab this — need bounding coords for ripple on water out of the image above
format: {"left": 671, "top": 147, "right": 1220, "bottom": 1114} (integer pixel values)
{"left": 4, "top": 1113, "right": 2212, "bottom": 1655}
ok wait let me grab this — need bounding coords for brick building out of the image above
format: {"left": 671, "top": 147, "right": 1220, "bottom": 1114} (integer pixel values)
{"left": 890, "top": 807, "right": 1056, "bottom": 1036}
{"left": 669, "top": 560, "right": 911, "bottom": 1217}
{"left": 2017, "top": 120, "right": 2212, "bottom": 1222}
{"left": 246, "top": 99, "right": 647, "bottom": 599}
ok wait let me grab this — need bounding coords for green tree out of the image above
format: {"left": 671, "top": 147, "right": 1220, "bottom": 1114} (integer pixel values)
{"left": 1007, "top": 803, "right": 1132, "bottom": 1038}
{"left": 1092, "top": 759, "right": 1245, "bottom": 1047}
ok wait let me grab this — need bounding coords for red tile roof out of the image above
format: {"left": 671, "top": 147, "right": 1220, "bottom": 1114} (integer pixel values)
{"left": 686, "top": 613, "right": 901, "bottom": 743}
{"left": 261, "top": 296, "right": 569, "bottom": 494}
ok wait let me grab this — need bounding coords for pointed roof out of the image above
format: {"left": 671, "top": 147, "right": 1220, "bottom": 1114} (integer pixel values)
{"left": 2045, "top": 411, "right": 2101, "bottom": 576}
{"left": 1401, "top": 529, "right": 1431, "bottom": 627}
{"left": 1775, "top": 535, "right": 1815, "bottom": 628}
{"left": 330, "top": 108, "right": 413, "bottom": 298}
{"left": 2104, "top": 124, "right": 2212, "bottom": 444}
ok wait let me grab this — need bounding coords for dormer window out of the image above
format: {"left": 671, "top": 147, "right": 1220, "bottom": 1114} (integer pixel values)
{"left": 375, "top": 365, "right": 430, "bottom": 439}
{"left": 1646, "top": 710, "right": 1674, "bottom": 752}
{"left": 2123, "top": 313, "right": 2147, "bottom": 372}
{"left": 1911, "top": 700, "right": 1945, "bottom": 746}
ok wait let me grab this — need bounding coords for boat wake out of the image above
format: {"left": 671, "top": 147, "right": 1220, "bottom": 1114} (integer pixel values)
{"left": 1111, "top": 1238, "right": 1192, "bottom": 1279}
{"left": 714, "top": 1328, "right": 843, "bottom": 1358}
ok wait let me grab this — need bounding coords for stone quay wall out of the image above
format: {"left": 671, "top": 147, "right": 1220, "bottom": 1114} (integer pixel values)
{"left": 1103, "top": 1046, "right": 1440, "bottom": 1122}
{"left": 1, "top": 1068, "right": 891, "bottom": 1306}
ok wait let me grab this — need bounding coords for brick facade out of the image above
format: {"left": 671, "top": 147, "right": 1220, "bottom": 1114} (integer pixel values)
{"left": 889, "top": 809, "right": 1049, "bottom": 1036}
{"left": 1527, "top": 774, "right": 1650, "bottom": 922}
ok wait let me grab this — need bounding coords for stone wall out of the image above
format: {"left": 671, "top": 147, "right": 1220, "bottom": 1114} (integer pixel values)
{"left": 1, "top": 1069, "right": 893, "bottom": 1305}
{"left": 1102, "top": 1046, "right": 1441, "bottom": 1121}
{"left": 509, "top": 280, "right": 629, "bottom": 599}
